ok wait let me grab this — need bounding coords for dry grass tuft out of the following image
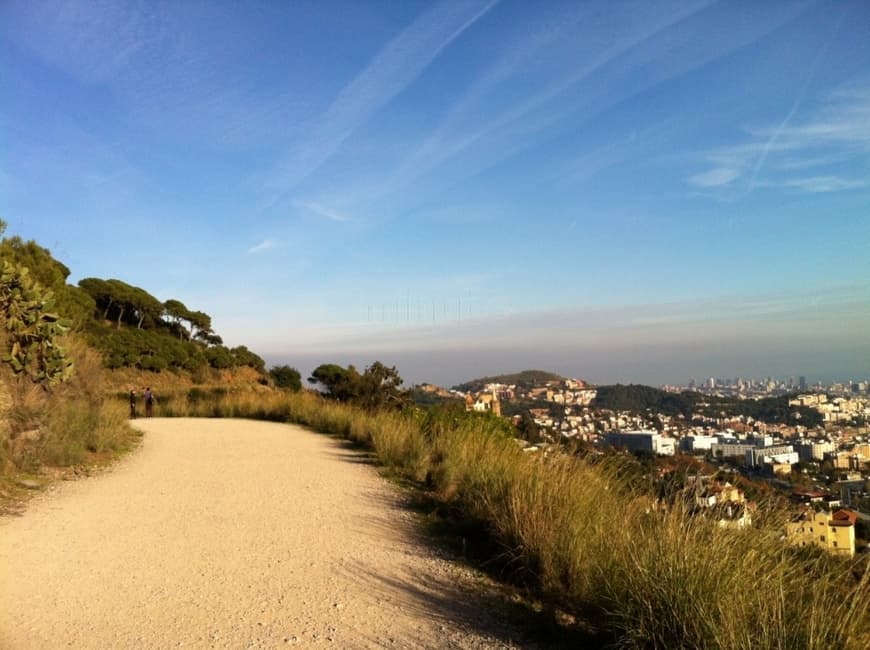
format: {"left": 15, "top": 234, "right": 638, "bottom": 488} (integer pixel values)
{"left": 1, "top": 335, "right": 138, "bottom": 477}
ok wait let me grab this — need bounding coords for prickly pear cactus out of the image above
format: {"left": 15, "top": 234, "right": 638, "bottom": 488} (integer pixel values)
{"left": 0, "top": 261, "right": 73, "bottom": 389}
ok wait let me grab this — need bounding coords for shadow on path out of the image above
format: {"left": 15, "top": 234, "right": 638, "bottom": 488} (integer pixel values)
{"left": 324, "top": 436, "right": 609, "bottom": 649}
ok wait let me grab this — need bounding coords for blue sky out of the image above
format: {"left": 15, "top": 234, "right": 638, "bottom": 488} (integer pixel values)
{"left": 2, "top": 0, "right": 869, "bottom": 386}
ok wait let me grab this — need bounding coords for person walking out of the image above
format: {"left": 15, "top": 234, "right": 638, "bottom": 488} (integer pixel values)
{"left": 129, "top": 388, "right": 137, "bottom": 419}
{"left": 144, "top": 387, "right": 154, "bottom": 417}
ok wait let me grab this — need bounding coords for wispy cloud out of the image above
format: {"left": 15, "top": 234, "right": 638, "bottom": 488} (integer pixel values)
{"left": 247, "top": 239, "right": 284, "bottom": 254}
{"left": 765, "top": 176, "right": 869, "bottom": 193}
{"left": 294, "top": 200, "right": 350, "bottom": 223}
{"left": 1, "top": 0, "right": 158, "bottom": 84}
{"left": 755, "top": 83, "right": 870, "bottom": 144}
{"left": 689, "top": 80, "right": 870, "bottom": 193}
{"left": 774, "top": 153, "right": 850, "bottom": 170}
{"left": 377, "top": 0, "right": 716, "bottom": 196}
{"left": 746, "top": 20, "right": 838, "bottom": 188}
{"left": 688, "top": 167, "right": 741, "bottom": 188}
{"left": 262, "top": 0, "right": 498, "bottom": 198}
{"left": 336, "top": 0, "right": 809, "bottom": 210}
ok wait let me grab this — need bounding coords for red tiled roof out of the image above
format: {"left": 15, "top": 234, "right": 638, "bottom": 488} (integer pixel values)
{"left": 831, "top": 509, "right": 858, "bottom": 526}
{"left": 792, "top": 489, "right": 825, "bottom": 498}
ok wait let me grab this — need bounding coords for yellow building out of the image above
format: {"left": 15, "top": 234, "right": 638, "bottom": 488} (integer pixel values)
{"left": 786, "top": 508, "right": 857, "bottom": 558}
{"left": 466, "top": 392, "right": 501, "bottom": 417}
{"left": 716, "top": 483, "right": 745, "bottom": 504}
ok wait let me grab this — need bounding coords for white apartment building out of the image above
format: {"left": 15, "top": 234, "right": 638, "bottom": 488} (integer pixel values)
{"left": 746, "top": 444, "right": 798, "bottom": 469}
{"left": 604, "top": 430, "right": 676, "bottom": 456}
{"left": 680, "top": 434, "right": 717, "bottom": 453}
{"left": 711, "top": 439, "right": 756, "bottom": 459}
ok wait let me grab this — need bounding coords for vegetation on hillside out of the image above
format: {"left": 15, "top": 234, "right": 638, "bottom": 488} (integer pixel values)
{"left": 308, "top": 361, "right": 409, "bottom": 411}
{"left": 77, "top": 277, "right": 265, "bottom": 375}
{"left": 452, "top": 369, "right": 564, "bottom": 393}
{"left": 0, "top": 261, "right": 73, "bottom": 389}
{"left": 0, "top": 232, "right": 95, "bottom": 329}
{"left": 0, "top": 220, "right": 268, "bottom": 487}
{"left": 269, "top": 365, "right": 302, "bottom": 391}
{"left": 593, "top": 383, "right": 824, "bottom": 427}
{"left": 0, "top": 223, "right": 266, "bottom": 378}
{"left": 0, "top": 220, "right": 138, "bottom": 484}
{"left": 408, "top": 386, "right": 464, "bottom": 408}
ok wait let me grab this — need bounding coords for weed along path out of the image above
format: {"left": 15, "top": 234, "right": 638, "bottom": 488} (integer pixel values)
{"left": 0, "top": 418, "right": 524, "bottom": 649}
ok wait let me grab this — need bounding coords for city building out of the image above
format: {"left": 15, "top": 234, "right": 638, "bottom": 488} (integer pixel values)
{"left": 466, "top": 392, "right": 501, "bottom": 416}
{"left": 680, "top": 434, "right": 717, "bottom": 453}
{"left": 604, "top": 430, "right": 676, "bottom": 456}
{"left": 786, "top": 508, "right": 857, "bottom": 557}
{"left": 836, "top": 478, "right": 868, "bottom": 508}
{"left": 795, "top": 439, "right": 835, "bottom": 462}
{"left": 711, "top": 439, "right": 756, "bottom": 459}
{"left": 745, "top": 444, "right": 798, "bottom": 469}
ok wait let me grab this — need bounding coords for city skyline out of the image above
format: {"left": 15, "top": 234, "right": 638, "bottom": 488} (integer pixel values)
{"left": 2, "top": 1, "right": 868, "bottom": 385}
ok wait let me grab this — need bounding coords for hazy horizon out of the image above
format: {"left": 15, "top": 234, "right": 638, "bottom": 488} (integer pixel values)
{"left": 273, "top": 349, "right": 868, "bottom": 392}
{"left": 262, "top": 288, "right": 869, "bottom": 388}
{"left": 3, "top": 1, "right": 868, "bottom": 383}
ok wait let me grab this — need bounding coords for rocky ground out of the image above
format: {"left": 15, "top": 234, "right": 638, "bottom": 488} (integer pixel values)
{"left": 0, "top": 418, "right": 534, "bottom": 649}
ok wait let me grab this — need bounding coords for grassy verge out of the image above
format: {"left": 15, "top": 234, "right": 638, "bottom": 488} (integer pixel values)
{"left": 0, "top": 340, "right": 141, "bottom": 513}
{"left": 147, "top": 388, "right": 870, "bottom": 648}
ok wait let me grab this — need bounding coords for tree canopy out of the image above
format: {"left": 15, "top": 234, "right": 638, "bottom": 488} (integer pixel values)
{"left": 0, "top": 235, "right": 95, "bottom": 329}
{"left": 269, "top": 365, "right": 302, "bottom": 391}
{"left": 309, "top": 361, "right": 408, "bottom": 410}
{"left": 0, "top": 223, "right": 265, "bottom": 376}
{"left": 592, "top": 384, "right": 823, "bottom": 427}
{"left": 79, "top": 278, "right": 171, "bottom": 331}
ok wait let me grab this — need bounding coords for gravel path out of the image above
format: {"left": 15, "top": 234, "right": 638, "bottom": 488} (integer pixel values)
{"left": 0, "top": 418, "right": 525, "bottom": 649}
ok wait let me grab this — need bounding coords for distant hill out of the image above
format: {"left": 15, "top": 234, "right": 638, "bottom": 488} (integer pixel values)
{"left": 592, "top": 384, "right": 823, "bottom": 427}
{"left": 453, "top": 369, "right": 564, "bottom": 393}
{"left": 408, "top": 384, "right": 463, "bottom": 408}
{"left": 593, "top": 384, "right": 692, "bottom": 415}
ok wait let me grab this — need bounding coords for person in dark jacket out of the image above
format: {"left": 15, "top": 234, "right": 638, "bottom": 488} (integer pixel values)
{"left": 144, "top": 387, "right": 154, "bottom": 417}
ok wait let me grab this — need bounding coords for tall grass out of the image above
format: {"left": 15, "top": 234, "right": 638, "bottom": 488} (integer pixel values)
{"left": 1, "top": 337, "right": 138, "bottom": 474}
{"left": 154, "top": 388, "right": 870, "bottom": 648}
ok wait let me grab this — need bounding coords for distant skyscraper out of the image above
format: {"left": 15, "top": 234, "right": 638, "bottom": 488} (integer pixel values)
{"left": 799, "top": 376, "right": 807, "bottom": 391}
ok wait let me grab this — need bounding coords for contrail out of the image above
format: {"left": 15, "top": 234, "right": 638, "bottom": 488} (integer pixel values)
{"left": 748, "top": 8, "right": 846, "bottom": 190}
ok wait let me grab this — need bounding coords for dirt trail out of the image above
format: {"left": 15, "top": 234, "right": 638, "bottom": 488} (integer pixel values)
{"left": 0, "top": 419, "right": 524, "bottom": 649}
